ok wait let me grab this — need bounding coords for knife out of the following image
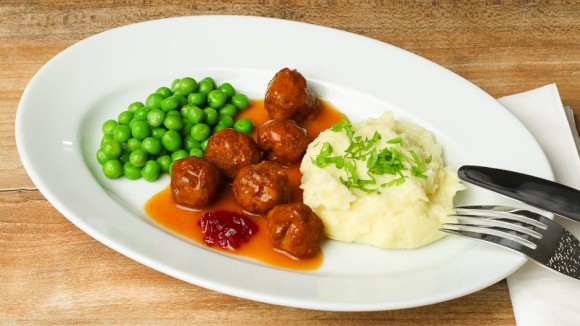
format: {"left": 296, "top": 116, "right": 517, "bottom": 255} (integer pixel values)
{"left": 458, "top": 165, "right": 580, "bottom": 224}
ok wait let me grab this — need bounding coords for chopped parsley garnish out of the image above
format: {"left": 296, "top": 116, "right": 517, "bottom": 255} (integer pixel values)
{"left": 312, "top": 120, "right": 432, "bottom": 194}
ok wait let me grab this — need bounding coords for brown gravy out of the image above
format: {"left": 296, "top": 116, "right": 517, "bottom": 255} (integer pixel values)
{"left": 145, "top": 99, "right": 346, "bottom": 270}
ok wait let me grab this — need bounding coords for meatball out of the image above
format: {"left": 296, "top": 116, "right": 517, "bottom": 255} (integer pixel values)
{"left": 256, "top": 119, "right": 310, "bottom": 164}
{"left": 204, "top": 128, "right": 262, "bottom": 179}
{"left": 232, "top": 161, "right": 291, "bottom": 214}
{"left": 266, "top": 203, "right": 325, "bottom": 258}
{"left": 171, "top": 157, "right": 224, "bottom": 208}
{"left": 264, "top": 68, "right": 320, "bottom": 121}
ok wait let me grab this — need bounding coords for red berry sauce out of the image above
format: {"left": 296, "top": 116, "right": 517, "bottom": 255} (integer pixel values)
{"left": 198, "top": 210, "right": 259, "bottom": 250}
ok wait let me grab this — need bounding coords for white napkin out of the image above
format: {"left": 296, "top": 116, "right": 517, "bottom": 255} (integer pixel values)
{"left": 497, "top": 84, "right": 580, "bottom": 326}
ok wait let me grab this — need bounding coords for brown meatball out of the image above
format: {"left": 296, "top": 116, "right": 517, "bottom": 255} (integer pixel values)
{"left": 266, "top": 203, "right": 325, "bottom": 258}
{"left": 171, "top": 157, "right": 224, "bottom": 208}
{"left": 264, "top": 68, "right": 320, "bottom": 121}
{"left": 232, "top": 161, "right": 291, "bottom": 214}
{"left": 204, "top": 128, "right": 262, "bottom": 179}
{"left": 256, "top": 119, "right": 311, "bottom": 164}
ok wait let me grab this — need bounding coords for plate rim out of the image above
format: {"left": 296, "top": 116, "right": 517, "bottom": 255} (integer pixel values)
{"left": 15, "top": 15, "right": 552, "bottom": 311}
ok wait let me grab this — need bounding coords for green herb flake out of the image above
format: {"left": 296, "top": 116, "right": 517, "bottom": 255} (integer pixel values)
{"left": 312, "top": 120, "right": 432, "bottom": 193}
{"left": 386, "top": 137, "right": 403, "bottom": 145}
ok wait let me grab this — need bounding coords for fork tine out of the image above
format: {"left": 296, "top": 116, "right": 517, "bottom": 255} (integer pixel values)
{"left": 442, "top": 205, "right": 552, "bottom": 253}
{"left": 440, "top": 223, "right": 537, "bottom": 250}
{"left": 444, "top": 206, "right": 580, "bottom": 280}
{"left": 447, "top": 206, "right": 550, "bottom": 248}
{"left": 450, "top": 214, "right": 543, "bottom": 239}
{"left": 454, "top": 205, "right": 547, "bottom": 230}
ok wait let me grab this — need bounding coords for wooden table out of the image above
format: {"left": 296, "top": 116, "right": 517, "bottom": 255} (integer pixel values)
{"left": 1, "top": 1, "right": 578, "bottom": 324}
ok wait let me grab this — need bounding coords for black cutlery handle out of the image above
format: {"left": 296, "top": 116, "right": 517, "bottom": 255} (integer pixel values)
{"left": 458, "top": 165, "right": 580, "bottom": 223}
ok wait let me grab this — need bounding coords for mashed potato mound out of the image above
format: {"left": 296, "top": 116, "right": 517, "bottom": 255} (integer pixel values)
{"left": 300, "top": 112, "right": 465, "bottom": 249}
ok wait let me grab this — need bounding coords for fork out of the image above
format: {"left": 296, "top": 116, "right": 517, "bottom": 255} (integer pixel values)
{"left": 440, "top": 205, "right": 580, "bottom": 280}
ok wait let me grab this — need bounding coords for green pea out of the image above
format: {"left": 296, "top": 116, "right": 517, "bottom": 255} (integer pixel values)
{"left": 201, "top": 138, "right": 209, "bottom": 151}
{"left": 101, "top": 139, "right": 122, "bottom": 159}
{"left": 213, "top": 124, "right": 228, "bottom": 133}
{"left": 197, "top": 80, "right": 214, "bottom": 95}
{"left": 190, "top": 123, "right": 211, "bottom": 142}
{"left": 96, "top": 149, "right": 109, "bottom": 164}
{"left": 204, "top": 108, "right": 219, "bottom": 126}
{"left": 186, "top": 106, "right": 205, "bottom": 124}
{"left": 156, "top": 86, "right": 173, "bottom": 98}
{"left": 102, "top": 159, "right": 123, "bottom": 179}
{"left": 127, "top": 101, "right": 145, "bottom": 113}
{"left": 218, "top": 83, "right": 235, "bottom": 99}
{"left": 171, "top": 78, "right": 180, "bottom": 91}
{"left": 181, "top": 104, "right": 193, "bottom": 118}
{"left": 161, "top": 130, "right": 182, "bottom": 152}
{"left": 128, "top": 120, "right": 137, "bottom": 130}
{"left": 133, "top": 107, "right": 148, "bottom": 121}
{"left": 146, "top": 93, "right": 164, "bottom": 110}
{"left": 160, "top": 96, "right": 180, "bottom": 112}
{"left": 181, "top": 119, "right": 193, "bottom": 137}
{"left": 171, "top": 149, "right": 189, "bottom": 162}
{"left": 113, "top": 125, "right": 131, "bottom": 143}
{"left": 156, "top": 155, "right": 172, "bottom": 172}
{"left": 123, "top": 162, "right": 142, "bottom": 180}
{"left": 231, "top": 93, "right": 249, "bottom": 110}
{"left": 187, "top": 92, "right": 206, "bottom": 106}
{"left": 233, "top": 118, "right": 254, "bottom": 134}
{"left": 141, "top": 137, "right": 162, "bottom": 155}
{"left": 174, "top": 94, "right": 187, "bottom": 107}
{"left": 131, "top": 120, "right": 151, "bottom": 140}
{"left": 168, "top": 161, "right": 175, "bottom": 176}
{"left": 177, "top": 77, "right": 197, "bottom": 95}
{"left": 183, "top": 135, "right": 201, "bottom": 151}
{"left": 201, "top": 77, "right": 217, "bottom": 89}
{"left": 100, "top": 134, "right": 114, "bottom": 147}
{"left": 118, "top": 111, "right": 134, "bottom": 125}
{"left": 164, "top": 115, "right": 184, "bottom": 131}
{"left": 218, "top": 114, "right": 234, "bottom": 128}
{"left": 129, "top": 149, "right": 148, "bottom": 168}
{"left": 190, "top": 148, "right": 204, "bottom": 158}
{"left": 126, "top": 138, "right": 142, "bottom": 152}
{"left": 142, "top": 160, "right": 161, "bottom": 182}
{"left": 219, "top": 104, "right": 237, "bottom": 117}
{"left": 102, "top": 119, "right": 118, "bottom": 135}
{"left": 147, "top": 109, "right": 166, "bottom": 127}
{"left": 207, "top": 89, "right": 227, "bottom": 109}
{"left": 151, "top": 126, "right": 167, "bottom": 140}
{"left": 166, "top": 110, "right": 181, "bottom": 117}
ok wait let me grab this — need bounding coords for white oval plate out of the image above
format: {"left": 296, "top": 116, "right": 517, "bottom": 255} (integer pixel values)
{"left": 16, "top": 16, "right": 552, "bottom": 311}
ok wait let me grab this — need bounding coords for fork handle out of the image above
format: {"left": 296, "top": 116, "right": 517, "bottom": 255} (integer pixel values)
{"left": 458, "top": 165, "right": 580, "bottom": 223}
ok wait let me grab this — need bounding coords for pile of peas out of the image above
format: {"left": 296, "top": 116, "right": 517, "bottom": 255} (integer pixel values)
{"left": 96, "top": 76, "right": 253, "bottom": 181}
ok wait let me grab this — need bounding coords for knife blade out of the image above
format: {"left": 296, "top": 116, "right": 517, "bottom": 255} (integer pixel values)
{"left": 458, "top": 165, "right": 580, "bottom": 224}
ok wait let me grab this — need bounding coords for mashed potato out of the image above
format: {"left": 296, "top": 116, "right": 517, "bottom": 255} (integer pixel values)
{"left": 300, "top": 112, "right": 464, "bottom": 249}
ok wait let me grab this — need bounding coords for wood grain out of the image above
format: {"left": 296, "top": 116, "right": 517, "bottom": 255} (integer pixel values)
{"left": 0, "top": 190, "right": 516, "bottom": 324}
{"left": 2, "top": 1, "right": 578, "bottom": 324}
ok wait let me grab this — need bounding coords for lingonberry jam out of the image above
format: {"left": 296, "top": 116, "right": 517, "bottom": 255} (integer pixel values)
{"left": 198, "top": 210, "right": 259, "bottom": 250}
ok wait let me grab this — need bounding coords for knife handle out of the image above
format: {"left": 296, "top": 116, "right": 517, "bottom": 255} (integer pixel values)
{"left": 458, "top": 165, "right": 580, "bottom": 223}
